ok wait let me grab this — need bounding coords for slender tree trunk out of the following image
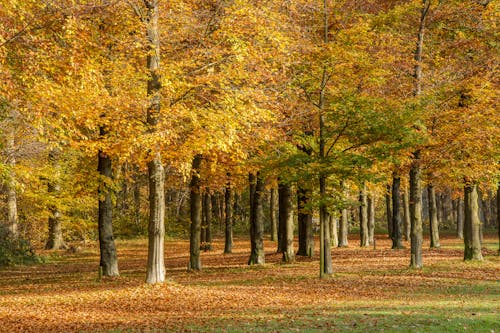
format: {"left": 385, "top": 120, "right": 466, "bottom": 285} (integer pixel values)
{"left": 428, "top": 184, "right": 440, "bottom": 248}
{"left": 200, "top": 193, "right": 207, "bottom": 249}
{"left": 145, "top": 0, "right": 165, "bottom": 284}
{"left": 279, "top": 182, "right": 295, "bottom": 263}
{"left": 46, "top": 148, "right": 66, "bottom": 250}
{"left": 211, "top": 192, "right": 219, "bottom": 230}
{"left": 410, "top": 151, "right": 423, "bottom": 269}
{"left": 359, "top": 184, "right": 369, "bottom": 247}
{"left": 330, "top": 215, "right": 338, "bottom": 248}
{"left": 368, "top": 194, "right": 375, "bottom": 245}
{"left": 385, "top": 184, "right": 392, "bottom": 239}
{"left": 297, "top": 186, "right": 314, "bottom": 256}
{"left": 464, "top": 183, "right": 483, "bottom": 261}
{"left": 402, "top": 189, "right": 411, "bottom": 241}
{"left": 409, "top": 0, "right": 430, "bottom": 269}
{"left": 5, "top": 133, "right": 18, "bottom": 239}
{"left": 224, "top": 181, "right": 233, "bottom": 254}
{"left": 188, "top": 155, "right": 202, "bottom": 271}
{"left": 270, "top": 187, "right": 278, "bottom": 241}
{"left": 318, "top": 0, "right": 332, "bottom": 278}
{"left": 319, "top": 175, "right": 333, "bottom": 276}
{"left": 133, "top": 173, "right": 141, "bottom": 226}
{"left": 203, "top": 192, "right": 212, "bottom": 251}
{"left": 339, "top": 207, "right": 349, "bottom": 247}
{"left": 392, "top": 176, "right": 404, "bottom": 249}
{"left": 456, "top": 198, "right": 464, "bottom": 239}
{"left": 97, "top": 148, "right": 119, "bottom": 277}
{"left": 248, "top": 172, "right": 265, "bottom": 265}
{"left": 277, "top": 180, "right": 286, "bottom": 253}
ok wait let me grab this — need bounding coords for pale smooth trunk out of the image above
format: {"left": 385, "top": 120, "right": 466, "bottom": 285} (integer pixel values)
{"left": 428, "top": 185, "right": 440, "bottom": 248}
{"left": 464, "top": 184, "right": 483, "bottom": 261}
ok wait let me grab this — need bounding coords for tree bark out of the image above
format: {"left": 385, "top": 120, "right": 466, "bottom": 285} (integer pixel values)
{"left": 428, "top": 184, "right": 440, "bottom": 248}
{"left": 5, "top": 132, "right": 18, "bottom": 239}
{"left": 359, "top": 184, "right": 369, "bottom": 247}
{"left": 385, "top": 184, "right": 392, "bottom": 239}
{"left": 456, "top": 198, "right": 464, "bottom": 239}
{"left": 339, "top": 207, "right": 349, "bottom": 247}
{"left": 248, "top": 172, "right": 265, "bottom": 265}
{"left": 410, "top": 151, "right": 423, "bottom": 269}
{"left": 202, "top": 192, "right": 212, "bottom": 251}
{"left": 319, "top": 176, "right": 332, "bottom": 276}
{"left": 46, "top": 148, "right": 66, "bottom": 250}
{"left": 297, "top": 186, "right": 314, "bottom": 256}
{"left": 464, "top": 183, "right": 483, "bottom": 261}
{"left": 144, "top": 0, "right": 165, "bottom": 284}
{"left": 402, "top": 189, "right": 411, "bottom": 241}
{"left": 188, "top": 155, "right": 202, "bottom": 271}
{"left": 392, "top": 176, "right": 404, "bottom": 249}
{"left": 270, "top": 187, "right": 278, "bottom": 241}
{"left": 368, "top": 194, "right": 375, "bottom": 245}
{"left": 97, "top": 149, "right": 119, "bottom": 277}
{"left": 318, "top": 0, "right": 332, "bottom": 278}
{"left": 279, "top": 182, "right": 295, "bottom": 263}
{"left": 224, "top": 181, "right": 233, "bottom": 254}
{"left": 330, "top": 215, "right": 338, "bottom": 248}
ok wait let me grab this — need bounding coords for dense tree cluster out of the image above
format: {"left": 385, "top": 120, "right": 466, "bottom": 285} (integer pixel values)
{"left": 0, "top": 0, "right": 498, "bottom": 280}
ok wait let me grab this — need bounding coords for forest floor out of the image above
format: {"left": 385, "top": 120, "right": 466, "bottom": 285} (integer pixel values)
{"left": 0, "top": 234, "right": 498, "bottom": 332}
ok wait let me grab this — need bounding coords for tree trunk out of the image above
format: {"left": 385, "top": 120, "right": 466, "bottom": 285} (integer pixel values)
{"left": 392, "top": 176, "right": 404, "bottom": 249}
{"left": 202, "top": 192, "right": 212, "bottom": 251}
{"left": 279, "top": 182, "right": 295, "bottom": 263}
{"left": 385, "top": 184, "right": 392, "bottom": 239}
{"left": 133, "top": 173, "right": 141, "bottom": 226}
{"left": 5, "top": 133, "right": 18, "bottom": 239}
{"left": 464, "top": 183, "right": 483, "bottom": 261}
{"left": 188, "top": 155, "right": 202, "bottom": 271}
{"left": 270, "top": 187, "right": 278, "bottom": 241}
{"left": 330, "top": 215, "right": 338, "bottom": 248}
{"left": 339, "top": 207, "right": 349, "bottom": 247}
{"left": 409, "top": 0, "right": 430, "bottom": 268}
{"left": 428, "top": 184, "right": 440, "bottom": 248}
{"left": 410, "top": 151, "right": 423, "bottom": 269}
{"left": 318, "top": 0, "right": 332, "bottom": 278}
{"left": 297, "top": 186, "right": 314, "bottom": 256}
{"left": 46, "top": 148, "right": 66, "bottom": 250}
{"left": 97, "top": 150, "right": 119, "bottom": 277}
{"left": 359, "top": 184, "right": 369, "bottom": 247}
{"left": 200, "top": 193, "right": 206, "bottom": 249}
{"left": 319, "top": 175, "right": 333, "bottom": 276}
{"left": 144, "top": 0, "right": 165, "bottom": 284}
{"left": 402, "top": 189, "right": 411, "bottom": 241}
{"left": 224, "top": 182, "right": 233, "bottom": 254}
{"left": 368, "top": 194, "right": 375, "bottom": 245}
{"left": 248, "top": 173, "right": 265, "bottom": 265}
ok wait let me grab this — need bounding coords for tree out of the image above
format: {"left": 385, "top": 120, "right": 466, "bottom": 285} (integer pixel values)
{"left": 464, "top": 183, "right": 483, "bottom": 261}
{"left": 359, "top": 184, "right": 369, "bottom": 247}
{"left": 143, "top": 0, "right": 166, "bottom": 284}
{"left": 224, "top": 180, "right": 233, "bottom": 254}
{"left": 427, "top": 184, "right": 440, "bottom": 248}
{"left": 391, "top": 175, "right": 404, "bottom": 249}
{"left": 279, "top": 182, "right": 295, "bottom": 263}
{"left": 297, "top": 185, "right": 314, "bottom": 256}
{"left": 248, "top": 172, "right": 265, "bottom": 265}
{"left": 189, "top": 155, "right": 202, "bottom": 271}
